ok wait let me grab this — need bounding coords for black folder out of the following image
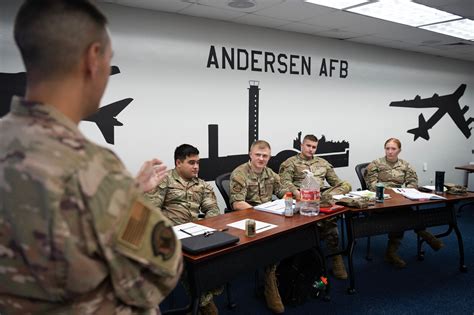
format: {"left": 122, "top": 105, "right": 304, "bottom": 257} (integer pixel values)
{"left": 181, "top": 231, "right": 239, "bottom": 254}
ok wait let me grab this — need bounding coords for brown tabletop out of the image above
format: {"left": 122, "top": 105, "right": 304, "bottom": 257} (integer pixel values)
{"left": 455, "top": 164, "right": 474, "bottom": 172}
{"left": 183, "top": 207, "right": 345, "bottom": 262}
{"left": 347, "top": 190, "right": 474, "bottom": 213}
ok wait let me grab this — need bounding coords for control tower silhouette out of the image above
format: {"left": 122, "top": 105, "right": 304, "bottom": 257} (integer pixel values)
{"left": 198, "top": 80, "right": 349, "bottom": 181}
{"left": 248, "top": 80, "right": 259, "bottom": 150}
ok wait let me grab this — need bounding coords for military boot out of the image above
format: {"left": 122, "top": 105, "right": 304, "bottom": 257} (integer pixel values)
{"left": 199, "top": 299, "right": 218, "bottom": 315}
{"left": 384, "top": 239, "right": 406, "bottom": 268}
{"left": 264, "top": 266, "right": 284, "bottom": 314}
{"left": 331, "top": 255, "right": 348, "bottom": 280}
{"left": 417, "top": 230, "right": 444, "bottom": 251}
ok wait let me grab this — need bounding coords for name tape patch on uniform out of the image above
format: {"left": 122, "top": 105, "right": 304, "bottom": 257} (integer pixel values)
{"left": 152, "top": 221, "right": 176, "bottom": 261}
{"left": 119, "top": 200, "right": 151, "bottom": 248}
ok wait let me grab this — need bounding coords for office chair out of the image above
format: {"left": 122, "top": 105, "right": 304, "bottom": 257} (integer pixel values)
{"left": 214, "top": 172, "right": 237, "bottom": 309}
{"left": 215, "top": 172, "right": 233, "bottom": 213}
{"left": 354, "top": 162, "right": 372, "bottom": 261}
{"left": 355, "top": 162, "right": 370, "bottom": 191}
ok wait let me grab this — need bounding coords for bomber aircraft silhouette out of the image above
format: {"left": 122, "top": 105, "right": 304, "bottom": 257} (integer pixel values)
{"left": 0, "top": 65, "right": 131, "bottom": 144}
{"left": 390, "top": 84, "right": 472, "bottom": 141}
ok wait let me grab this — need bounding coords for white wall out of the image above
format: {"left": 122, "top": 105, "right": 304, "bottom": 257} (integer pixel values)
{"left": 2, "top": 1, "right": 473, "bottom": 210}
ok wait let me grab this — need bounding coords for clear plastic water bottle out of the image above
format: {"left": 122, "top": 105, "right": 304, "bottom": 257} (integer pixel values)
{"left": 300, "top": 170, "right": 320, "bottom": 216}
{"left": 284, "top": 192, "right": 293, "bottom": 217}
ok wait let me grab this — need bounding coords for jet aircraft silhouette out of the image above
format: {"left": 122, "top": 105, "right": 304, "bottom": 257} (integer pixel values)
{"left": 0, "top": 66, "right": 131, "bottom": 144}
{"left": 390, "top": 84, "right": 472, "bottom": 141}
{"left": 83, "top": 97, "right": 132, "bottom": 144}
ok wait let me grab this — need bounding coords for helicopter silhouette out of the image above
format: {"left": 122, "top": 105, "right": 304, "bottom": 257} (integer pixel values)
{"left": 390, "top": 84, "right": 472, "bottom": 141}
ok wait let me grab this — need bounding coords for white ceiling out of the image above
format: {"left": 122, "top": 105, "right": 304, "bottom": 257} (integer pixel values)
{"left": 99, "top": 0, "right": 474, "bottom": 62}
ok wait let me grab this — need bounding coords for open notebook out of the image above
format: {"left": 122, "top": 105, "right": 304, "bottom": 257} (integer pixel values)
{"left": 392, "top": 188, "right": 446, "bottom": 200}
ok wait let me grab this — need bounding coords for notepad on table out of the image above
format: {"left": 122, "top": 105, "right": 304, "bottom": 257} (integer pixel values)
{"left": 392, "top": 188, "right": 446, "bottom": 200}
{"left": 254, "top": 199, "right": 294, "bottom": 215}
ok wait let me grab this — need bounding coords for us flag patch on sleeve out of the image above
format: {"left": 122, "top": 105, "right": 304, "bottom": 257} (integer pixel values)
{"left": 118, "top": 200, "right": 151, "bottom": 248}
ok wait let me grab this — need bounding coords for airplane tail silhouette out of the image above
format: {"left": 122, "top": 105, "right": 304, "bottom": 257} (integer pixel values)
{"left": 407, "top": 113, "right": 430, "bottom": 141}
{"left": 453, "top": 84, "right": 466, "bottom": 99}
{"left": 83, "top": 98, "right": 133, "bottom": 144}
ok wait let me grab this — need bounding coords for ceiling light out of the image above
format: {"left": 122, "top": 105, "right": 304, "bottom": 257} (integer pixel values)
{"left": 348, "top": 0, "right": 461, "bottom": 27}
{"left": 421, "top": 19, "right": 474, "bottom": 41}
{"left": 304, "top": 0, "right": 369, "bottom": 10}
{"left": 228, "top": 0, "right": 256, "bottom": 9}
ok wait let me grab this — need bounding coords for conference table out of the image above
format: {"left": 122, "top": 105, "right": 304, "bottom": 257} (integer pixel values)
{"left": 178, "top": 207, "right": 345, "bottom": 315}
{"left": 455, "top": 164, "right": 474, "bottom": 187}
{"left": 344, "top": 191, "right": 474, "bottom": 294}
{"left": 166, "top": 191, "right": 473, "bottom": 313}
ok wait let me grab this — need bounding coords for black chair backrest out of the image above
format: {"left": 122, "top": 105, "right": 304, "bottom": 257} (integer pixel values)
{"left": 355, "top": 162, "right": 370, "bottom": 190}
{"left": 215, "top": 172, "right": 232, "bottom": 212}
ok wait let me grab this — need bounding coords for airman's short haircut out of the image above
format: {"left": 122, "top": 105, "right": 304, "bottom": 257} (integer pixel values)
{"left": 14, "top": 0, "right": 108, "bottom": 80}
{"left": 250, "top": 140, "right": 271, "bottom": 152}
{"left": 174, "top": 144, "right": 199, "bottom": 166}
{"left": 303, "top": 134, "right": 318, "bottom": 143}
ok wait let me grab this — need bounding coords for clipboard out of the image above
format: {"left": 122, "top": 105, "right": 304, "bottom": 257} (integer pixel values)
{"left": 181, "top": 231, "right": 239, "bottom": 254}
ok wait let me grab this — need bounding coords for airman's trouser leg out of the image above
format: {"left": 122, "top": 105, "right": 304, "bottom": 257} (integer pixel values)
{"left": 384, "top": 232, "right": 406, "bottom": 268}
{"left": 319, "top": 218, "right": 347, "bottom": 279}
{"left": 264, "top": 264, "right": 284, "bottom": 314}
{"left": 181, "top": 270, "right": 223, "bottom": 315}
{"left": 417, "top": 229, "right": 444, "bottom": 251}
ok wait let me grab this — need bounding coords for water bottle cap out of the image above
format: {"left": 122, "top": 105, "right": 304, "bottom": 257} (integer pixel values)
{"left": 303, "top": 169, "right": 314, "bottom": 176}
{"left": 285, "top": 192, "right": 293, "bottom": 198}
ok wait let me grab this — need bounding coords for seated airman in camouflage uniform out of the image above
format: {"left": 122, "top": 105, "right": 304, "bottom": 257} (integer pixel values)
{"left": 279, "top": 134, "right": 350, "bottom": 280}
{"left": 0, "top": 1, "right": 182, "bottom": 314}
{"left": 366, "top": 138, "right": 444, "bottom": 269}
{"left": 230, "top": 140, "right": 286, "bottom": 314}
{"left": 145, "top": 144, "right": 221, "bottom": 315}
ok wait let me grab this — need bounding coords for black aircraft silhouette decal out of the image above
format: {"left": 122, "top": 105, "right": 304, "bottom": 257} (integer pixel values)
{"left": 390, "top": 84, "right": 472, "bottom": 141}
{"left": 0, "top": 65, "right": 131, "bottom": 144}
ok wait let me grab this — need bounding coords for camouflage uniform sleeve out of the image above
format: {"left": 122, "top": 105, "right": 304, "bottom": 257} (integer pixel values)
{"left": 143, "top": 175, "right": 168, "bottom": 210}
{"left": 365, "top": 161, "right": 379, "bottom": 191}
{"left": 229, "top": 170, "right": 247, "bottom": 205}
{"left": 201, "top": 182, "right": 220, "bottom": 218}
{"left": 79, "top": 150, "right": 182, "bottom": 308}
{"left": 272, "top": 171, "right": 286, "bottom": 199}
{"left": 324, "top": 163, "right": 343, "bottom": 187}
{"left": 279, "top": 159, "right": 299, "bottom": 196}
{"left": 404, "top": 162, "right": 418, "bottom": 188}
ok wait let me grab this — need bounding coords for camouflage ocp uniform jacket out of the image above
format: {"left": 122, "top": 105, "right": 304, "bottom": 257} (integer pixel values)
{"left": 144, "top": 169, "right": 220, "bottom": 226}
{"left": 0, "top": 97, "right": 182, "bottom": 315}
{"left": 365, "top": 157, "right": 418, "bottom": 191}
{"left": 229, "top": 162, "right": 286, "bottom": 208}
{"left": 279, "top": 154, "right": 351, "bottom": 196}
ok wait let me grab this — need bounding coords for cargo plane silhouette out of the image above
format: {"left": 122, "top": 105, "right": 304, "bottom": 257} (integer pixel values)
{"left": 390, "top": 84, "right": 472, "bottom": 141}
{"left": 0, "top": 66, "right": 131, "bottom": 144}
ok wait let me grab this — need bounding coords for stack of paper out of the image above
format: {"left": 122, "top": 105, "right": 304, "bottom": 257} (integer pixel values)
{"left": 254, "top": 199, "right": 294, "bottom": 215}
{"left": 392, "top": 188, "right": 446, "bottom": 200}
{"left": 173, "top": 222, "right": 215, "bottom": 239}
{"left": 227, "top": 219, "right": 277, "bottom": 233}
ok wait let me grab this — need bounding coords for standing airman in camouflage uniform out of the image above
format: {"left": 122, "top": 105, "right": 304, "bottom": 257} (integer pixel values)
{"left": 230, "top": 140, "right": 286, "bottom": 314}
{"left": 279, "top": 134, "right": 350, "bottom": 280}
{"left": 145, "top": 144, "right": 221, "bottom": 315}
{"left": 0, "top": 1, "right": 182, "bottom": 314}
{"left": 365, "top": 138, "right": 443, "bottom": 268}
